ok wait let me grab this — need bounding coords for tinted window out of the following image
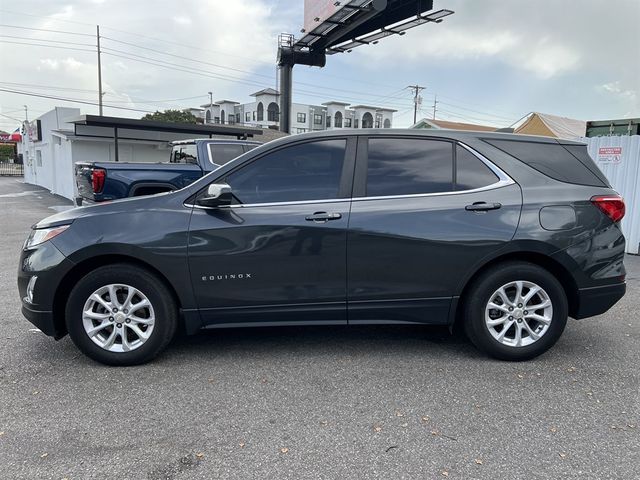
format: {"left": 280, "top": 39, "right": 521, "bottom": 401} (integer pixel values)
{"left": 456, "top": 146, "right": 499, "bottom": 190}
{"left": 225, "top": 139, "right": 346, "bottom": 204}
{"left": 208, "top": 143, "right": 245, "bottom": 166}
{"left": 562, "top": 145, "right": 610, "bottom": 186}
{"left": 366, "top": 138, "right": 453, "bottom": 196}
{"left": 484, "top": 139, "right": 607, "bottom": 187}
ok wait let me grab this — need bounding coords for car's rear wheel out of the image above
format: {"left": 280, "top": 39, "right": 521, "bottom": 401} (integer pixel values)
{"left": 65, "top": 264, "right": 177, "bottom": 365}
{"left": 463, "top": 261, "right": 568, "bottom": 361}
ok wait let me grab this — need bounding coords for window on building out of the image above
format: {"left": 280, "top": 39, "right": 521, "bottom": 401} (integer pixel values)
{"left": 354, "top": 119, "right": 359, "bottom": 128}
{"left": 366, "top": 138, "right": 453, "bottom": 197}
{"left": 335, "top": 112, "right": 343, "bottom": 128}
{"left": 221, "top": 110, "right": 226, "bottom": 124}
{"left": 35, "top": 150, "right": 42, "bottom": 167}
{"left": 297, "top": 112, "right": 306, "bottom": 123}
{"left": 326, "top": 116, "right": 331, "bottom": 128}
{"left": 344, "top": 118, "right": 352, "bottom": 128}
{"left": 267, "top": 102, "right": 279, "bottom": 122}
{"left": 314, "top": 114, "right": 323, "bottom": 125}
{"left": 228, "top": 114, "right": 235, "bottom": 125}
{"left": 455, "top": 146, "right": 499, "bottom": 191}
{"left": 205, "top": 110, "right": 212, "bottom": 123}
{"left": 296, "top": 128, "right": 307, "bottom": 134}
{"left": 253, "top": 111, "right": 256, "bottom": 121}
{"left": 214, "top": 117, "right": 220, "bottom": 124}
{"left": 245, "top": 112, "right": 251, "bottom": 122}
{"left": 257, "top": 102, "right": 264, "bottom": 122}
{"left": 236, "top": 113, "right": 241, "bottom": 124}
{"left": 362, "top": 112, "right": 374, "bottom": 128}
{"left": 224, "top": 139, "right": 347, "bottom": 204}
{"left": 383, "top": 119, "right": 391, "bottom": 128}
{"left": 375, "top": 120, "right": 381, "bottom": 128}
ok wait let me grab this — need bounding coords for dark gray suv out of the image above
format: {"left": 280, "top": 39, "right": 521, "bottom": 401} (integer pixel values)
{"left": 18, "top": 130, "right": 626, "bottom": 365}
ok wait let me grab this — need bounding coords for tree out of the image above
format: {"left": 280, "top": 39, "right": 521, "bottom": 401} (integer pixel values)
{"left": 141, "top": 109, "right": 198, "bottom": 124}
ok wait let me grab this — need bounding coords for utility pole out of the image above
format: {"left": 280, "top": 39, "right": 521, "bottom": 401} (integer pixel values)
{"left": 432, "top": 94, "right": 438, "bottom": 120}
{"left": 23, "top": 105, "right": 28, "bottom": 122}
{"left": 207, "top": 91, "right": 213, "bottom": 124}
{"left": 408, "top": 84, "right": 426, "bottom": 124}
{"left": 96, "top": 25, "right": 103, "bottom": 116}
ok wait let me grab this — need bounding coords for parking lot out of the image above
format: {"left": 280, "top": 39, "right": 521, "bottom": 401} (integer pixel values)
{"left": 0, "top": 175, "right": 638, "bottom": 479}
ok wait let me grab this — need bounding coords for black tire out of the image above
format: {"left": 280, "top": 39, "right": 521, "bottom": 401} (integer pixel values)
{"left": 463, "top": 261, "right": 568, "bottom": 361}
{"left": 65, "top": 263, "right": 178, "bottom": 366}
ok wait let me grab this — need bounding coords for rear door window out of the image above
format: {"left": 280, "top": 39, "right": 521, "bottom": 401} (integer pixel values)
{"left": 455, "top": 146, "right": 499, "bottom": 190}
{"left": 208, "top": 143, "right": 246, "bottom": 166}
{"left": 366, "top": 138, "right": 453, "bottom": 196}
{"left": 484, "top": 139, "right": 607, "bottom": 187}
{"left": 171, "top": 144, "right": 198, "bottom": 164}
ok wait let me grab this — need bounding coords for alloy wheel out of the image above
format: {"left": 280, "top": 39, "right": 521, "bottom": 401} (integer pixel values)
{"left": 484, "top": 280, "right": 553, "bottom": 347}
{"left": 82, "top": 284, "right": 155, "bottom": 353}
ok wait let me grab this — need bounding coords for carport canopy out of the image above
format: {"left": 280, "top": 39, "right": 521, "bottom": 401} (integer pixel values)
{"left": 69, "top": 115, "right": 263, "bottom": 162}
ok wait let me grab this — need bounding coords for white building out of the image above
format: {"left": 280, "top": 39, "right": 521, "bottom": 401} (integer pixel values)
{"left": 197, "top": 89, "right": 396, "bottom": 133}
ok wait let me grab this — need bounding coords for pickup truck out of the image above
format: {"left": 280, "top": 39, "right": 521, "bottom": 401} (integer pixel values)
{"left": 75, "top": 138, "right": 260, "bottom": 204}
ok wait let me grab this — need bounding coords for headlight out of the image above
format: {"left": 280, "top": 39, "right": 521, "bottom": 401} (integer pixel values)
{"left": 24, "top": 225, "right": 70, "bottom": 249}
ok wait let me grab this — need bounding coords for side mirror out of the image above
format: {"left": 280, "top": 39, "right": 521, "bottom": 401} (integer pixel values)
{"left": 197, "top": 183, "right": 233, "bottom": 207}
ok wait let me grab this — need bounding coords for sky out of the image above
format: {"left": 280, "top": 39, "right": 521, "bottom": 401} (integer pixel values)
{"left": 0, "top": 0, "right": 638, "bottom": 132}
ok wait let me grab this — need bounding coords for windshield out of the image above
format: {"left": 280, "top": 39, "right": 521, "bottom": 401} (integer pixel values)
{"left": 170, "top": 144, "right": 198, "bottom": 164}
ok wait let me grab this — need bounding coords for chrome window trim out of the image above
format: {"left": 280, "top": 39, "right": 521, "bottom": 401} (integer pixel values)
{"left": 187, "top": 140, "right": 515, "bottom": 210}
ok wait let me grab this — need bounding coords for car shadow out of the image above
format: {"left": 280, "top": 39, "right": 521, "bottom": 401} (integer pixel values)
{"left": 164, "top": 324, "right": 482, "bottom": 361}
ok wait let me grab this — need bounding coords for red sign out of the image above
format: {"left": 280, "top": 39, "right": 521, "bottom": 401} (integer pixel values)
{"left": 598, "top": 146, "right": 622, "bottom": 164}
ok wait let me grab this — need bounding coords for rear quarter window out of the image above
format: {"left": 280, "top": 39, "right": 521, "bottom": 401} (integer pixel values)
{"left": 484, "top": 139, "right": 607, "bottom": 187}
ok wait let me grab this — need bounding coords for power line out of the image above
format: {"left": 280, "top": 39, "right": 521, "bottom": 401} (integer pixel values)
{"left": 0, "top": 39, "right": 95, "bottom": 53}
{"left": 102, "top": 51, "right": 412, "bottom": 110}
{"left": 0, "top": 81, "right": 98, "bottom": 93}
{"left": 0, "top": 34, "right": 94, "bottom": 47}
{"left": 0, "top": 23, "right": 94, "bottom": 36}
{"left": 0, "top": 88, "right": 156, "bottom": 113}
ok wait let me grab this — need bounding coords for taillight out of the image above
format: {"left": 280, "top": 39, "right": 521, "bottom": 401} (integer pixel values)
{"left": 91, "top": 169, "right": 106, "bottom": 193}
{"left": 591, "top": 195, "right": 625, "bottom": 223}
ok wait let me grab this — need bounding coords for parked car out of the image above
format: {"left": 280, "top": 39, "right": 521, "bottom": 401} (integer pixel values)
{"left": 19, "top": 129, "right": 626, "bottom": 365}
{"left": 74, "top": 138, "right": 260, "bottom": 205}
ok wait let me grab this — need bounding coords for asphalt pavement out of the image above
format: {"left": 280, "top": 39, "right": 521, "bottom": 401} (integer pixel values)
{"left": 0, "top": 176, "right": 638, "bottom": 479}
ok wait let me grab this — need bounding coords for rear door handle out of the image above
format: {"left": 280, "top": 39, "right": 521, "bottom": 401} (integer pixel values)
{"left": 305, "top": 212, "right": 342, "bottom": 222}
{"left": 465, "top": 202, "right": 502, "bottom": 212}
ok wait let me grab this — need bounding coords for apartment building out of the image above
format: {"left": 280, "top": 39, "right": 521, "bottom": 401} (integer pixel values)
{"left": 194, "top": 88, "right": 395, "bottom": 133}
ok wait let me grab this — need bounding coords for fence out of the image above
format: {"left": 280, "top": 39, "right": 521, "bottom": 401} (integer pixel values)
{"left": 0, "top": 163, "right": 24, "bottom": 176}
{"left": 583, "top": 135, "right": 640, "bottom": 255}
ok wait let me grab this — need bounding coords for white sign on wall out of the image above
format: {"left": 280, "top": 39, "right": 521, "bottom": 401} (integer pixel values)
{"left": 597, "top": 146, "right": 623, "bottom": 164}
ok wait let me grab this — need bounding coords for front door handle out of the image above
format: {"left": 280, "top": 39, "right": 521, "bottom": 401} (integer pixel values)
{"left": 465, "top": 202, "right": 502, "bottom": 212}
{"left": 305, "top": 212, "right": 342, "bottom": 222}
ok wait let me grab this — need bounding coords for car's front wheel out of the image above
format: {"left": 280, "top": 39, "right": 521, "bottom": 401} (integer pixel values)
{"left": 464, "top": 261, "right": 568, "bottom": 361}
{"left": 65, "top": 264, "right": 178, "bottom": 365}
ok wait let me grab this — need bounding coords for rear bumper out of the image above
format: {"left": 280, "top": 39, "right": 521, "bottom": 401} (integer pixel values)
{"left": 574, "top": 282, "right": 626, "bottom": 319}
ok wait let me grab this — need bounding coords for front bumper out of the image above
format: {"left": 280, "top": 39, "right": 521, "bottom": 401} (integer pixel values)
{"left": 574, "top": 282, "right": 626, "bottom": 319}
{"left": 18, "top": 241, "right": 74, "bottom": 338}
{"left": 21, "top": 303, "right": 64, "bottom": 338}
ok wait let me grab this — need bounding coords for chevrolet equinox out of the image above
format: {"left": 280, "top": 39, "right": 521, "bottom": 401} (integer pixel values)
{"left": 18, "top": 130, "right": 626, "bottom": 365}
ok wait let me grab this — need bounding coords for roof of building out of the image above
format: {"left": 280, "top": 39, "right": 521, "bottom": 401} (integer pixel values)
{"left": 411, "top": 118, "right": 498, "bottom": 132}
{"left": 322, "top": 101, "right": 351, "bottom": 106}
{"left": 185, "top": 107, "right": 205, "bottom": 111}
{"left": 250, "top": 88, "right": 280, "bottom": 97}
{"left": 69, "top": 115, "right": 263, "bottom": 138}
{"left": 350, "top": 104, "right": 382, "bottom": 110}
{"left": 215, "top": 100, "right": 240, "bottom": 105}
{"left": 515, "top": 112, "right": 586, "bottom": 139}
